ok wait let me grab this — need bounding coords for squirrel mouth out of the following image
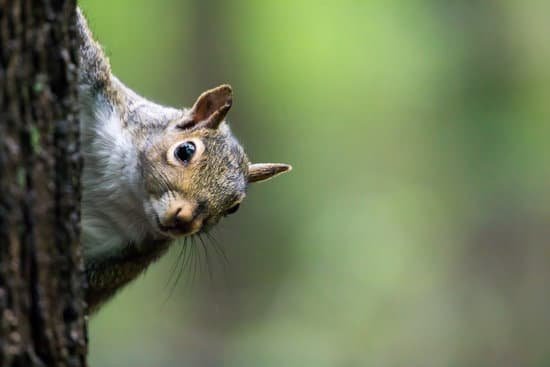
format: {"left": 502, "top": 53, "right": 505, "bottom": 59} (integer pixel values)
{"left": 155, "top": 215, "right": 201, "bottom": 238}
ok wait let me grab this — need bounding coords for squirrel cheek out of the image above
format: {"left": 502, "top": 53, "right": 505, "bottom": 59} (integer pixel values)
{"left": 148, "top": 195, "right": 168, "bottom": 218}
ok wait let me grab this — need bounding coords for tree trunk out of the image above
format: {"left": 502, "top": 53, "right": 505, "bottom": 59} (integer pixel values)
{"left": 0, "top": 1, "right": 87, "bottom": 366}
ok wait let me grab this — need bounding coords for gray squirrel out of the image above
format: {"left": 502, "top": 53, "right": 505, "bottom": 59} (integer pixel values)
{"left": 77, "top": 8, "right": 291, "bottom": 312}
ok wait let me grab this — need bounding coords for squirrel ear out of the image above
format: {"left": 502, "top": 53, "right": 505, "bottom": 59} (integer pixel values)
{"left": 186, "top": 84, "right": 232, "bottom": 130}
{"left": 248, "top": 163, "right": 292, "bottom": 183}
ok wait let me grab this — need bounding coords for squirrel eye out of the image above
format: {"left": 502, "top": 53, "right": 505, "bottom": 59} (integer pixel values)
{"left": 225, "top": 203, "right": 240, "bottom": 216}
{"left": 174, "top": 141, "right": 196, "bottom": 163}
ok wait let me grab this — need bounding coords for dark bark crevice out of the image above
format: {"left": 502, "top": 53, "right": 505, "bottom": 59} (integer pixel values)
{"left": 0, "top": 1, "right": 87, "bottom": 366}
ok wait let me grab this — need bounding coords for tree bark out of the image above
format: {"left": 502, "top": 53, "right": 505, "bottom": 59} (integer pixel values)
{"left": 0, "top": 1, "right": 87, "bottom": 366}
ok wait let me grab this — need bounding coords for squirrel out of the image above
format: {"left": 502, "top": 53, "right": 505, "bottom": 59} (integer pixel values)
{"left": 76, "top": 8, "right": 291, "bottom": 313}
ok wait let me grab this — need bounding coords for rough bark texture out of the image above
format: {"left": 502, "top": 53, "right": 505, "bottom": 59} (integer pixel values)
{"left": 0, "top": 1, "right": 87, "bottom": 366}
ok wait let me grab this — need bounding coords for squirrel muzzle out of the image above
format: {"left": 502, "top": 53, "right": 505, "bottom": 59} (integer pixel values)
{"left": 158, "top": 199, "right": 203, "bottom": 236}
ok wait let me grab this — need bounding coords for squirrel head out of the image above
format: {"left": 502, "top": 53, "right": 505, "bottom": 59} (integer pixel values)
{"left": 141, "top": 85, "right": 291, "bottom": 239}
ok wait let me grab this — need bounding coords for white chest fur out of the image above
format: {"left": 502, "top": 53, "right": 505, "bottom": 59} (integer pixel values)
{"left": 80, "top": 91, "right": 153, "bottom": 259}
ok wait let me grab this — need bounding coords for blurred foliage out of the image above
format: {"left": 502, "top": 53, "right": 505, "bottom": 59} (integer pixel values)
{"left": 80, "top": 0, "right": 550, "bottom": 366}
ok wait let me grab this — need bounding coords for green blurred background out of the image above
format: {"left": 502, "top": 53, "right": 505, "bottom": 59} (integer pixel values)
{"left": 79, "top": 1, "right": 550, "bottom": 366}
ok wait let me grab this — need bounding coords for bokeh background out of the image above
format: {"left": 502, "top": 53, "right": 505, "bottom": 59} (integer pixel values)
{"left": 79, "top": 1, "right": 550, "bottom": 366}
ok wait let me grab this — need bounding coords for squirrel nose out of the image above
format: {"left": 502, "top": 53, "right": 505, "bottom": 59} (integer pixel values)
{"left": 162, "top": 200, "right": 202, "bottom": 234}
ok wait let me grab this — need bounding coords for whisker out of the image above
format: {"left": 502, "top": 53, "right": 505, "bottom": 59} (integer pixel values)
{"left": 182, "top": 236, "right": 195, "bottom": 289}
{"left": 163, "top": 237, "right": 188, "bottom": 305}
{"left": 164, "top": 238, "right": 185, "bottom": 290}
{"left": 190, "top": 236, "right": 199, "bottom": 287}
{"left": 172, "top": 237, "right": 191, "bottom": 295}
{"left": 161, "top": 226, "right": 231, "bottom": 303}
{"left": 205, "top": 231, "right": 229, "bottom": 267}
{"left": 206, "top": 229, "right": 230, "bottom": 289}
{"left": 198, "top": 233, "right": 214, "bottom": 282}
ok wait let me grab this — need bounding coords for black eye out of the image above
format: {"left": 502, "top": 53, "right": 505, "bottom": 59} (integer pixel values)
{"left": 225, "top": 203, "right": 240, "bottom": 215}
{"left": 174, "top": 141, "right": 196, "bottom": 163}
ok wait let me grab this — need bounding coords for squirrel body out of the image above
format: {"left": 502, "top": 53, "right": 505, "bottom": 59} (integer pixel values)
{"left": 77, "top": 9, "right": 291, "bottom": 312}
